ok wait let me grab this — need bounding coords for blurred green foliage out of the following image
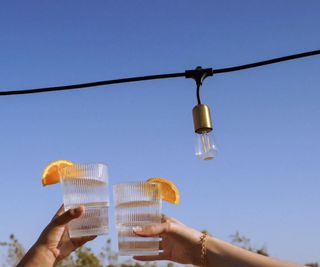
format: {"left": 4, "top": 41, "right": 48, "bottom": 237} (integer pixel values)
{"left": 0, "top": 233, "right": 318, "bottom": 266}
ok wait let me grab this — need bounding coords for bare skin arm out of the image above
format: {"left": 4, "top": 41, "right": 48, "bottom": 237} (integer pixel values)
{"left": 133, "top": 215, "right": 303, "bottom": 267}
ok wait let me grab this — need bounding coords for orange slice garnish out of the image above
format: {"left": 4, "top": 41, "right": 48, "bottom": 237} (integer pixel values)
{"left": 42, "top": 160, "right": 73, "bottom": 186}
{"left": 147, "top": 177, "right": 180, "bottom": 204}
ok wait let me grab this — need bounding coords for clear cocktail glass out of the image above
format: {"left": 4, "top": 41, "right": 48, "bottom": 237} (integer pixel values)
{"left": 59, "top": 163, "right": 109, "bottom": 238}
{"left": 113, "top": 181, "right": 162, "bottom": 256}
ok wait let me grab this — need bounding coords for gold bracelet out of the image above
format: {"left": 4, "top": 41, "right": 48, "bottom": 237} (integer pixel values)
{"left": 200, "top": 232, "right": 208, "bottom": 267}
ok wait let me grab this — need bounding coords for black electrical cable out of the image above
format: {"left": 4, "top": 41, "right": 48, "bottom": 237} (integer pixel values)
{"left": 0, "top": 72, "right": 186, "bottom": 96}
{"left": 196, "top": 84, "right": 201, "bottom": 105}
{"left": 0, "top": 49, "right": 319, "bottom": 96}
{"left": 212, "top": 49, "right": 320, "bottom": 74}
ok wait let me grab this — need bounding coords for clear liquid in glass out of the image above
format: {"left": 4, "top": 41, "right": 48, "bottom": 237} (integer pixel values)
{"left": 113, "top": 182, "right": 162, "bottom": 256}
{"left": 61, "top": 171, "right": 109, "bottom": 238}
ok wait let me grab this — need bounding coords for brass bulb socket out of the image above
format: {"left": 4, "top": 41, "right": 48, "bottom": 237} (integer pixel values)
{"left": 192, "top": 104, "right": 213, "bottom": 134}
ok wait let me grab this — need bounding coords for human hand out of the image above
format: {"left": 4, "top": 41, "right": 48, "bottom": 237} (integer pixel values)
{"left": 133, "top": 215, "right": 203, "bottom": 266}
{"left": 18, "top": 205, "right": 96, "bottom": 267}
{"left": 133, "top": 215, "right": 306, "bottom": 267}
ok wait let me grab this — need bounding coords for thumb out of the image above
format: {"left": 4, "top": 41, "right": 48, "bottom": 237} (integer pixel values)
{"left": 52, "top": 206, "right": 85, "bottom": 226}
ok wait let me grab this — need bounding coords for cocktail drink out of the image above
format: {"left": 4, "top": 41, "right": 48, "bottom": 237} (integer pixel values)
{"left": 59, "top": 163, "right": 109, "bottom": 238}
{"left": 113, "top": 182, "right": 162, "bottom": 256}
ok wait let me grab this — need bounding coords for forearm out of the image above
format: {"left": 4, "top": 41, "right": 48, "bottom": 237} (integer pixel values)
{"left": 17, "top": 244, "right": 56, "bottom": 267}
{"left": 205, "top": 237, "right": 303, "bottom": 267}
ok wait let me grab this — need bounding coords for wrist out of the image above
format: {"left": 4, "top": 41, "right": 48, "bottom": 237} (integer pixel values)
{"left": 191, "top": 232, "right": 208, "bottom": 267}
{"left": 192, "top": 235, "right": 222, "bottom": 267}
{"left": 184, "top": 229, "right": 205, "bottom": 266}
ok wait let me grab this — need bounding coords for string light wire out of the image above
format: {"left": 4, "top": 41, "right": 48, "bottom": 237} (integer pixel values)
{"left": 0, "top": 49, "right": 319, "bottom": 96}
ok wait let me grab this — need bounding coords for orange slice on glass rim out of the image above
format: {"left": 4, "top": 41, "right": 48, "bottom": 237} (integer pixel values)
{"left": 147, "top": 177, "right": 180, "bottom": 204}
{"left": 42, "top": 160, "right": 73, "bottom": 186}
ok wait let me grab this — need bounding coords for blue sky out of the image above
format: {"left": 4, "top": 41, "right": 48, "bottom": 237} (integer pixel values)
{"left": 0, "top": 0, "right": 319, "bottom": 265}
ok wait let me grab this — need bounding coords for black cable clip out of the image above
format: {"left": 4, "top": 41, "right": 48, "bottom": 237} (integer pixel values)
{"left": 185, "top": 66, "right": 213, "bottom": 87}
{"left": 185, "top": 66, "right": 213, "bottom": 104}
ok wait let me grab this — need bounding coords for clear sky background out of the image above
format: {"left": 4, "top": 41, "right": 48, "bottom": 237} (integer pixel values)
{"left": 0, "top": 0, "right": 319, "bottom": 265}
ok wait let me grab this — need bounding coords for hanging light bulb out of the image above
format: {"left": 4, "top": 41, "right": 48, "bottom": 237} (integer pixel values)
{"left": 195, "top": 131, "right": 218, "bottom": 160}
{"left": 192, "top": 104, "right": 218, "bottom": 160}
{"left": 186, "top": 66, "right": 217, "bottom": 160}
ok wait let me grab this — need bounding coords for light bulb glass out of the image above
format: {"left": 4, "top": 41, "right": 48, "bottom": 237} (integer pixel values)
{"left": 195, "top": 132, "right": 218, "bottom": 160}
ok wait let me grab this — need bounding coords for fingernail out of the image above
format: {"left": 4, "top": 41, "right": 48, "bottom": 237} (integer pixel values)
{"left": 73, "top": 207, "right": 83, "bottom": 215}
{"left": 133, "top": 226, "right": 143, "bottom": 232}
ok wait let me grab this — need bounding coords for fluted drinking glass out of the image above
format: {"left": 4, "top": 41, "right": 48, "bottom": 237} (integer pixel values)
{"left": 113, "top": 182, "right": 162, "bottom": 256}
{"left": 59, "top": 163, "right": 109, "bottom": 238}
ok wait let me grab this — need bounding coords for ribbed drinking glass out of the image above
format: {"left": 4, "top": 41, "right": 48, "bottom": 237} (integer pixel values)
{"left": 59, "top": 163, "right": 109, "bottom": 238}
{"left": 113, "top": 182, "right": 162, "bottom": 256}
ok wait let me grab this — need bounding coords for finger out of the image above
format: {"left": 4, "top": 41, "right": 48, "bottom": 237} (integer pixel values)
{"left": 161, "top": 214, "right": 183, "bottom": 225}
{"left": 51, "top": 205, "right": 64, "bottom": 221}
{"left": 72, "top": 235, "right": 97, "bottom": 243}
{"left": 161, "top": 214, "right": 168, "bottom": 223}
{"left": 133, "top": 253, "right": 166, "bottom": 262}
{"left": 52, "top": 206, "right": 85, "bottom": 226}
{"left": 161, "top": 214, "right": 175, "bottom": 223}
{"left": 133, "top": 222, "right": 170, "bottom": 237}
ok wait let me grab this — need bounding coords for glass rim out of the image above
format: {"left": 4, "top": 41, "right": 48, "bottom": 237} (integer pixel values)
{"left": 60, "top": 162, "right": 108, "bottom": 171}
{"left": 112, "top": 181, "right": 160, "bottom": 187}
{"left": 59, "top": 163, "right": 108, "bottom": 182}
